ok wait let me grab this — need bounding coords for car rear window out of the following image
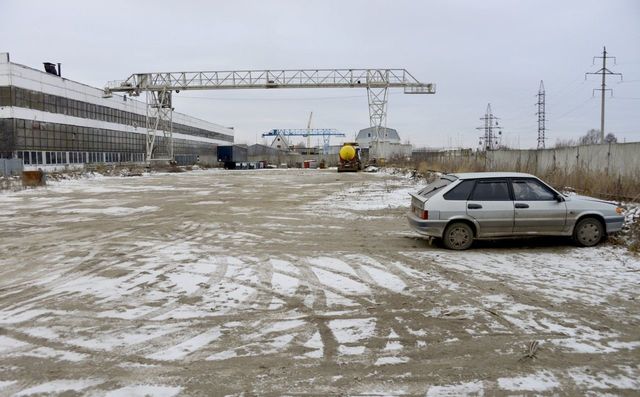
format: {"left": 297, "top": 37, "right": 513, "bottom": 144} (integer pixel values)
{"left": 443, "top": 179, "right": 476, "bottom": 200}
{"left": 417, "top": 177, "right": 455, "bottom": 199}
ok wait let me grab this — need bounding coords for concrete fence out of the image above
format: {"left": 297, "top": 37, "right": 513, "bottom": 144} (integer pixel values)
{"left": 486, "top": 142, "right": 640, "bottom": 179}
{"left": 1, "top": 159, "right": 23, "bottom": 177}
{"left": 412, "top": 142, "right": 640, "bottom": 179}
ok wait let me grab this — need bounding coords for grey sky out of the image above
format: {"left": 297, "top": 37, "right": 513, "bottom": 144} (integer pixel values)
{"left": 2, "top": 0, "right": 639, "bottom": 148}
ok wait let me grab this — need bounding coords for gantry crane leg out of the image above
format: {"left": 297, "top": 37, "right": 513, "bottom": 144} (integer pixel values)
{"left": 366, "top": 85, "right": 389, "bottom": 159}
{"left": 146, "top": 89, "right": 173, "bottom": 162}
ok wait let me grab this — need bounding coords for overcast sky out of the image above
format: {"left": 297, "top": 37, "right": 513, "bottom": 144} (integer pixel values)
{"left": 2, "top": 0, "right": 639, "bottom": 148}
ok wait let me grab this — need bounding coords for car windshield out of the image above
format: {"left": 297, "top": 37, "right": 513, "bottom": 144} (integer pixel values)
{"left": 417, "top": 176, "right": 456, "bottom": 199}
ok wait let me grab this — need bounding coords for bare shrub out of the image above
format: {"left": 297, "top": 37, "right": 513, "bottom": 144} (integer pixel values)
{"left": 394, "top": 152, "right": 640, "bottom": 201}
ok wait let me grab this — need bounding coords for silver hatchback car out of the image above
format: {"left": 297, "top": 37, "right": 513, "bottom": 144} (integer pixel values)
{"left": 407, "top": 172, "right": 624, "bottom": 250}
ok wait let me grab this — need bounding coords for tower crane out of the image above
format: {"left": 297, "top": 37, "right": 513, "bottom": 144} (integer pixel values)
{"left": 306, "top": 111, "right": 313, "bottom": 155}
{"left": 103, "top": 68, "right": 435, "bottom": 162}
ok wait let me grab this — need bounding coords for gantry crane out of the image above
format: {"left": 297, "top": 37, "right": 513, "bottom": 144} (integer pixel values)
{"left": 103, "top": 69, "right": 435, "bottom": 162}
{"left": 261, "top": 128, "right": 346, "bottom": 155}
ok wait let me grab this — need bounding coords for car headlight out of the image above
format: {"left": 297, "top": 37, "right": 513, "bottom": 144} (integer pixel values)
{"left": 615, "top": 207, "right": 623, "bottom": 215}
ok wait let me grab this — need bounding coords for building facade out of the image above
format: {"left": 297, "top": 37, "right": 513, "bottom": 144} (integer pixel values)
{"left": 354, "top": 126, "right": 413, "bottom": 159}
{"left": 0, "top": 53, "right": 234, "bottom": 169}
{"left": 355, "top": 126, "right": 401, "bottom": 148}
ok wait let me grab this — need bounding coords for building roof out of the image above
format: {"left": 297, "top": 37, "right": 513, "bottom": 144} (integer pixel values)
{"left": 356, "top": 127, "right": 400, "bottom": 141}
{"left": 450, "top": 172, "right": 537, "bottom": 179}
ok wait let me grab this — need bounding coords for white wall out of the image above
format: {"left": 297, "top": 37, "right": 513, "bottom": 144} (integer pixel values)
{"left": 0, "top": 54, "right": 234, "bottom": 143}
{"left": 486, "top": 142, "right": 640, "bottom": 179}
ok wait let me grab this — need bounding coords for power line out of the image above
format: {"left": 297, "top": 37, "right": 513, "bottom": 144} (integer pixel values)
{"left": 552, "top": 97, "right": 595, "bottom": 121}
{"left": 585, "top": 46, "right": 623, "bottom": 143}
{"left": 547, "top": 80, "right": 590, "bottom": 106}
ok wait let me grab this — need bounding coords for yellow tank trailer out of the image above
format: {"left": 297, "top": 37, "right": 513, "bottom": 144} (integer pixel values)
{"left": 337, "top": 142, "right": 362, "bottom": 172}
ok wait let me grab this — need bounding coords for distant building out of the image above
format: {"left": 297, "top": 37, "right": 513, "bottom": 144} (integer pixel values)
{"left": 270, "top": 133, "right": 291, "bottom": 150}
{"left": 355, "top": 126, "right": 412, "bottom": 159}
{"left": 248, "top": 143, "right": 301, "bottom": 167}
{"left": 355, "top": 127, "right": 401, "bottom": 148}
{"left": 0, "top": 52, "right": 233, "bottom": 168}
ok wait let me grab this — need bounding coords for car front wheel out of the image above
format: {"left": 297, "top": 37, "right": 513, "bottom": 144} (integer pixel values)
{"left": 573, "top": 217, "right": 604, "bottom": 247}
{"left": 443, "top": 222, "right": 474, "bottom": 250}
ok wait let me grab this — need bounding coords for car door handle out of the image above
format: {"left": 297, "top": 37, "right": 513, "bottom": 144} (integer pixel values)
{"left": 515, "top": 203, "right": 529, "bottom": 209}
{"left": 467, "top": 203, "right": 482, "bottom": 209}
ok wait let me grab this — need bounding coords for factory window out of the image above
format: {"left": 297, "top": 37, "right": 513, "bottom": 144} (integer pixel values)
{"left": 0, "top": 86, "right": 11, "bottom": 106}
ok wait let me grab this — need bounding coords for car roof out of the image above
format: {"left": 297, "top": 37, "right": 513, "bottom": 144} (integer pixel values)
{"left": 450, "top": 172, "right": 537, "bottom": 180}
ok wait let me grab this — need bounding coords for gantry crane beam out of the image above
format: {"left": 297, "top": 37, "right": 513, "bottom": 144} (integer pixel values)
{"left": 104, "top": 69, "right": 435, "bottom": 162}
{"left": 105, "top": 69, "right": 434, "bottom": 95}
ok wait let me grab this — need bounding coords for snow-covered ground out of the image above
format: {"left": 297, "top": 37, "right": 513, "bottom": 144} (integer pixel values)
{"left": 0, "top": 169, "right": 638, "bottom": 395}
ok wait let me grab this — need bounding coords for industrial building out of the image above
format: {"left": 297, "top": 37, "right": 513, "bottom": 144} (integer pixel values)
{"left": 355, "top": 126, "right": 412, "bottom": 159}
{"left": 0, "top": 53, "right": 233, "bottom": 169}
{"left": 355, "top": 126, "right": 401, "bottom": 148}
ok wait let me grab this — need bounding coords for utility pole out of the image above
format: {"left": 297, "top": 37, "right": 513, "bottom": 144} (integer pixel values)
{"left": 585, "top": 46, "right": 623, "bottom": 143}
{"left": 477, "top": 103, "right": 502, "bottom": 151}
{"left": 536, "top": 80, "right": 546, "bottom": 149}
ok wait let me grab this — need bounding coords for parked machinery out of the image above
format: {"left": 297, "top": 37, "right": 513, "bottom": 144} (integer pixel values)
{"left": 338, "top": 142, "right": 362, "bottom": 173}
{"left": 217, "top": 145, "right": 248, "bottom": 169}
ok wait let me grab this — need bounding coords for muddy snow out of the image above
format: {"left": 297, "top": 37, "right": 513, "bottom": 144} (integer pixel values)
{"left": 0, "top": 169, "right": 638, "bottom": 396}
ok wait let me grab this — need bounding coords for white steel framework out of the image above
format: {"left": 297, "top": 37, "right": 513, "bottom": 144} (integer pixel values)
{"left": 104, "top": 68, "right": 435, "bottom": 161}
{"left": 146, "top": 89, "right": 173, "bottom": 161}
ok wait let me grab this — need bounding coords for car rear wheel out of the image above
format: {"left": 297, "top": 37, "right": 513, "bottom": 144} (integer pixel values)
{"left": 443, "top": 222, "right": 474, "bottom": 250}
{"left": 573, "top": 217, "right": 604, "bottom": 247}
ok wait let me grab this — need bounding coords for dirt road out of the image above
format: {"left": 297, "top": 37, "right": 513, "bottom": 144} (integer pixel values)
{"left": 0, "top": 169, "right": 638, "bottom": 396}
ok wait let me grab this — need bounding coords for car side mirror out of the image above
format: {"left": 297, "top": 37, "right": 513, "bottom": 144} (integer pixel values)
{"left": 556, "top": 194, "right": 565, "bottom": 202}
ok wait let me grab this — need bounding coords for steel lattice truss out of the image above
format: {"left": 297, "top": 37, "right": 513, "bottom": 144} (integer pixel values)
{"left": 105, "top": 69, "right": 434, "bottom": 95}
{"left": 536, "top": 80, "right": 546, "bottom": 149}
{"left": 104, "top": 68, "right": 435, "bottom": 162}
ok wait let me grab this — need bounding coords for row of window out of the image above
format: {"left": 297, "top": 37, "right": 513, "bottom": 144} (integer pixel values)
{"left": 15, "top": 119, "right": 145, "bottom": 152}
{"left": 17, "top": 150, "right": 145, "bottom": 165}
{"left": 440, "top": 178, "right": 558, "bottom": 201}
{"left": 0, "top": 86, "right": 233, "bottom": 142}
{"left": 8, "top": 118, "right": 215, "bottom": 156}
